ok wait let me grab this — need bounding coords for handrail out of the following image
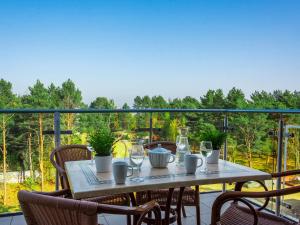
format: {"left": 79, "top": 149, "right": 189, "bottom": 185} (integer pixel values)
{"left": 0, "top": 108, "right": 300, "bottom": 114}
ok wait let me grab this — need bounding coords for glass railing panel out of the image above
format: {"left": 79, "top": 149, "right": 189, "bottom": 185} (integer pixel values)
{"left": 0, "top": 113, "right": 56, "bottom": 214}
{"left": 223, "top": 112, "right": 278, "bottom": 212}
{"left": 1, "top": 109, "right": 300, "bottom": 219}
{"left": 280, "top": 114, "right": 300, "bottom": 220}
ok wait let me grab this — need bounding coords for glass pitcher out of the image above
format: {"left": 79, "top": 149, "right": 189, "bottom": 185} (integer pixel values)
{"left": 176, "top": 127, "right": 191, "bottom": 165}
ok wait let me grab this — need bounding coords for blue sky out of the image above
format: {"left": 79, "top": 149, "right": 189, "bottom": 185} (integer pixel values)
{"left": 0, "top": 0, "right": 299, "bottom": 107}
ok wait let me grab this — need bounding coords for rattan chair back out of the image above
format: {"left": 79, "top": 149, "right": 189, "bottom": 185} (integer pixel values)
{"left": 18, "top": 190, "right": 98, "bottom": 225}
{"left": 50, "top": 145, "right": 91, "bottom": 189}
{"left": 144, "top": 141, "right": 177, "bottom": 154}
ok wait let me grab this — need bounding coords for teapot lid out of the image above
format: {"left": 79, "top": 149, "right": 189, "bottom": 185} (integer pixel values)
{"left": 150, "top": 144, "right": 171, "bottom": 153}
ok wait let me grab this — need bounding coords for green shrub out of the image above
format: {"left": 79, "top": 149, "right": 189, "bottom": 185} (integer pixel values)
{"left": 89, "top": 123, "right": 115, "bottom": 156}
{"left": 201, "top": 127, "right": 226, "bottom": 150}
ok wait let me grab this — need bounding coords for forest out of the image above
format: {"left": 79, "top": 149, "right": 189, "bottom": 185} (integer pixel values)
{"left": 1, "top": 78, "right": 300, "bottom": 213}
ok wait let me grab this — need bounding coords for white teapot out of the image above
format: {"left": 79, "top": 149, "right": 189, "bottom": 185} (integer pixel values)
{"left": 148, "top": 144, "right": 175, "bottom": 168}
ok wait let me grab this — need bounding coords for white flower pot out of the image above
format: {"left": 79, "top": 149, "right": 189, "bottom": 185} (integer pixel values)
{"left": 95, "top": 155, "right": 112, "bottom": 173}
{"left": 207, "top": 150, "right": 220, "bottom": 164}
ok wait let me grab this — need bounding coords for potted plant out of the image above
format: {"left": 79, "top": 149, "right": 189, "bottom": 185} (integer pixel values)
{"left": 90, "top": 124, "right": 115, "bottom": 172}
{"left": 201, "top": 127, "right": 226, "bottom": 164}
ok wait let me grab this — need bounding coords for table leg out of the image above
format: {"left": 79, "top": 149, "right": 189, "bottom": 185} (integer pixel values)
{"left": 128, "top": 192, "right": 136, "bottom": 225}
{"left": 165, "top": 188, "right": 175, "bottom": 225}
{"left": 195, "top": 185, "right": 201, "bottom": 225}
{"left": 129, "top": 192, "right": 137, "bottom": 206}
{"left": 176, "top": 187, "right": 185, "bottom": 225}
{"left": 146, "top": 191, "right": 152, "bottom": 225}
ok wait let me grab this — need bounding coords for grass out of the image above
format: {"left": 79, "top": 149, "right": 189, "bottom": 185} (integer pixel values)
{"left": 0, "top": 181, "right": 55, "bottom": 213}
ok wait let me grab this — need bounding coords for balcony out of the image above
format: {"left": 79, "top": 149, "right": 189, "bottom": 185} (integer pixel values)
{"left": 0, "top": 108, "right": 300, "bottom": 224}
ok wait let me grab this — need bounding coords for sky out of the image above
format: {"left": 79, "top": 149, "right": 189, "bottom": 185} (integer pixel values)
{"left": 0, "top": 0, "right": 300, "bottom": 107}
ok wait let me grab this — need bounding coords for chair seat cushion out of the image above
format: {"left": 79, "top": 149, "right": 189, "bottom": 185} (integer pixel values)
{"left": 85, "top": 194, "right": 130, "bottom": 206}
{"left": 220, "top": 203, "right": 297, "bottom": 225}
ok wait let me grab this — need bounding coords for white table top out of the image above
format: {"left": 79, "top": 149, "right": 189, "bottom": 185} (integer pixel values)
{"left": 65, "top": 157, "right": 271, "bottom": 199}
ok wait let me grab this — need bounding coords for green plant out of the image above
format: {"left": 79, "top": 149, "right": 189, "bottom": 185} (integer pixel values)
{"left": 89, "top": 124, "right": 115, "bottom": 156}
{"left": 23, "top": 177, "right": 35, "bottom": 190}
{"left": 201, "top": 127, "right": 227, "bottom": 150}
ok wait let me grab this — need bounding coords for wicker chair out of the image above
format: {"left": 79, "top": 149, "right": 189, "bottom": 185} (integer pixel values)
{"left": 50, "top": 145, "right": 131, "bottom": 206}
{"left": 211, "top": 169, "right": 300, "bottom": 225}
{"left": 136, "top": 141, "right": 201, "bottom": 225}
{"left": 18, "top": 189, "right": 162, "bottom": 225}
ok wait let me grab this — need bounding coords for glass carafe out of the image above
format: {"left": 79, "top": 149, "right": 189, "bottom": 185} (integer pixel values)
{"left": 176, "top": 127, "right": 190, "bottom": 165}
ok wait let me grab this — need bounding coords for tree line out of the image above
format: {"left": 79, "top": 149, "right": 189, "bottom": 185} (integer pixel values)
{"left": 1, "top": 78, "right": 300, "bottom": 206}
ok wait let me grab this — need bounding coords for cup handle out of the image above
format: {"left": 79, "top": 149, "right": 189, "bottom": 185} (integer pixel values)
{"left": 169, "top": 154, "right": 176, "bottom": 163}
{"left": 197, "top": 158, "right": 203, "bottom": 168}
{"left": 127, "top": 166, "right": 134, "bottom": 177}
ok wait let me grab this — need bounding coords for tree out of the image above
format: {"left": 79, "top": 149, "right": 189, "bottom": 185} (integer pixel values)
{"left": 48, "top": 83, "right": 61, "bottom": 108}
{"left": 180, "top": 96, "right": 201, "bottom": 146}
{"left": 90, "top": 97, "right": 115, "bottom": 109}
{"left": 59, "top": 79, "right": 83, "bottom": 144}
{"left": 22, "top": 80, "right": 50, "bottom": 190}
{"left": 169, "top": 98, "right": 182, "bottom": 109}
{"left": 273, "top": 90, "right": 297, "bottom": 109}
{"left": 227, "top": 91, "right": 270, "bottom": 168}
{"left": 250, "top": 91, "right": 276, "bottom": 109}
{"left": 201, "top": 89, "right": 225, "bottom": 129}
{"left": 141, "top": 96, "right": 152, "bottom": 108}
{"left": 152, "top": 96, "right": 168, "bottom": 109}
{"left": 118, "top": 103, "right": 135, "bottom": 131}
{"left": 225, "top": 88, "right": 247, "bottom": 109}
{"left": 89, "top": 97, "right": 116, "bottom": 129}
{"left": 151, "top": 96, "right": 168, "bottom": 130}
{"left": 133, "top": 96, "right": 143, "bottom": 109}
{"left": 0, "top": 79, "right": 18, "bottom": 204}
{"left": 169, "top": 98, "right": 184, "bottom": 125}
{"left": 201, "top": 89, "right": 225, "bottom": 109}
{"left": 133, "top": 96, "right": 151, "bottom": 129}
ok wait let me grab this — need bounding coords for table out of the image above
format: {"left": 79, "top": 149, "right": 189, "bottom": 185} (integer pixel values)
{"left": 65, "top": 158, "right": 271, "bottom": 224}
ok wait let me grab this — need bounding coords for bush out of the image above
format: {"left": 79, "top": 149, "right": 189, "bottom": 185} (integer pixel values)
{"left": 89, "top": 123, "right": 115, "bottom": 156}
{"left": 201, "top": 127, "right": 227, "bottom": 150}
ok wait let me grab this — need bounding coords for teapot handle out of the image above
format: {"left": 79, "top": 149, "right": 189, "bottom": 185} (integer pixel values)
{"left": 197, "top": 157, "right": 203, "bottom": 168}
{"left": 168, "top": 154, "right": 176, "bottom": 163}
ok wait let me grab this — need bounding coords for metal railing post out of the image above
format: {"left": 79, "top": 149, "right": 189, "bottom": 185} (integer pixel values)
{"left": 223, "top": 114, "right": 228, "bottom": 161}
{"left": 149, "top": 112, "right": 153, "bottom": 143}
{"left": 54, "top": 112, "right": 61, "bottom": 190}
{"left": 222, "top": 114, "right": 228, "bottom": 192}
{"left": 276, "top": 115, "right": 284, "bottom": 216}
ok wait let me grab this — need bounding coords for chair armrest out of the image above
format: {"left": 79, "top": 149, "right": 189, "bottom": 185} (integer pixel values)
{"left": 211, "top": 185, "right": 300, "bottom": 225}
{"left": 97, "top": 200, "right": 161, "bottom": 225}
{"left": 235, "top": 180, "right": 270, "bottom": 211}
{"left": 235, "top": 170, "right": 300, "bottom": 192}
{"left": 50, "top": 150, "right": 66, "bottom": 176}
{"left": 33, "top": 189, "right": 71, "bottom": 198}
{"left": 235, "top": 180, "right": 268, "bottom": 192}
{"left": 234, "top": 169, "right": 300, "bottom": 210}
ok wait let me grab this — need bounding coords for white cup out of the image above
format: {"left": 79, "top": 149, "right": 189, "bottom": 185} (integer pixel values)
{"left": 184, "top": 154, "right": 203, "bottom": 174}
{"left": 112, "top": 161, "right": 133, "bottom": 184}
